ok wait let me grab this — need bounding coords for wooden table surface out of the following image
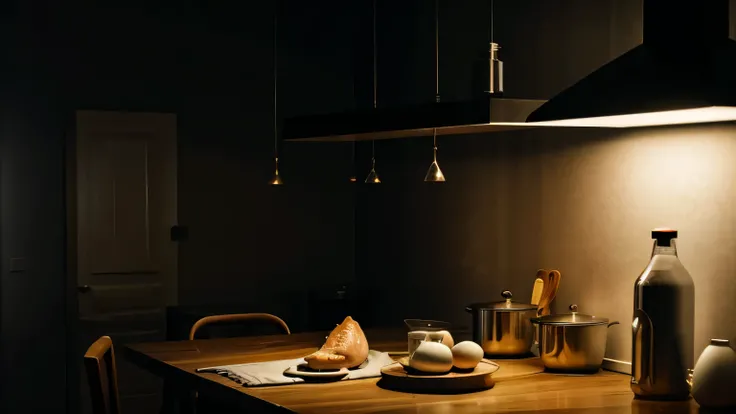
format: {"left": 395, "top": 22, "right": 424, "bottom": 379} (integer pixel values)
{"left": 125, "top": 329, "right": 699, "bottom": 413}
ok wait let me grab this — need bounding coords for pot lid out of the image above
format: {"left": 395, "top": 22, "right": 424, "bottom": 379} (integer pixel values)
{"left": 466, "top": 290, "right": 537, "bottom": 312}
{"left": 532, "top": 304, "right": 611, "bottom": 326}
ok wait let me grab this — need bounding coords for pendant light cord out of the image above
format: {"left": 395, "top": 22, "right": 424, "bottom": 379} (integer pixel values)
{"left": 433, "top": 0, "right": 439, "bottom": 152}
{"left": 489, "top": 0, "right": 494, "bottom": 44}
{"left": 435, "top": 0, "right": 440, "bottom": 103}
{"left": 371, "top": 0, "right": 377, "bottom": 165}
{"left": 372, "top": 0, "right": 377, "bottom": 111}
{"left": 273, "top": 3, "right": 279, "bottom": 161}
{"left": 371, "top": 141, "right": 376, "bottom": 168}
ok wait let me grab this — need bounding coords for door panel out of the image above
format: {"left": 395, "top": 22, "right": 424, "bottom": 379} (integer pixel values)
{"left": 80, "top": 283, "right": 165, "bottom": 313}
{"left": 76, "top": 110, "right": 177, "bottom": 414}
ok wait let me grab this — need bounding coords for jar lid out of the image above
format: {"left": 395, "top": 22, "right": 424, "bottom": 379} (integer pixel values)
{"left": 531, "top": 304, "right": 611, "bottom": 326}
{"left": 466, "top": 290, "right": 537, "bottom": 312}
{"left": 404, "top": 319, "right": 451, "bottom": 332}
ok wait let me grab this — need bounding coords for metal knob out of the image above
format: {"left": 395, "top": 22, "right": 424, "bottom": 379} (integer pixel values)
{"left": 501, "top": 290, "right": 512, "bottom": 299}
{"left": 77, "top": 285, "right": 92, "bottom": 293}
{"left": 569, "top": 304, "right": 578, "bottom": 313}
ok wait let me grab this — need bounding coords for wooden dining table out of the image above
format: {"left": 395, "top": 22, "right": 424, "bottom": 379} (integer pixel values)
{"left": 125, "top": 329, "right": 699, "bottom": 413}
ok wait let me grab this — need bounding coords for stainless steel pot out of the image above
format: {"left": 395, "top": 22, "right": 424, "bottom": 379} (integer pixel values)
{"left": 531, "top": 304, "right": 620, "bottom": 372}
{"left": 465, "top": 290, "right": 537, "bottom": 357}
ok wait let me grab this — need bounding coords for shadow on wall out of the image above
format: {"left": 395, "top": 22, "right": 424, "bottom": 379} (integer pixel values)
{"left": 356, "top": 122, "right": 736, "bottom": 363}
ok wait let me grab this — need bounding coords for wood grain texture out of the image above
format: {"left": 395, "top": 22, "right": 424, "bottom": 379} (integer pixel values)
{"left": 125, "top": 329, "right": 699, "bottom": 413}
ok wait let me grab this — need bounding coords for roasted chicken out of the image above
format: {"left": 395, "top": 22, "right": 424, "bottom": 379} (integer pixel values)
{"left": 304, "top": 316, "right": 369, "bottom": 370}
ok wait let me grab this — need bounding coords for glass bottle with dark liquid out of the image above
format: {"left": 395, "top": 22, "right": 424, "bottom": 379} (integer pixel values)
{"left": 631, "top": 229, "right": 694, "bottom": 400}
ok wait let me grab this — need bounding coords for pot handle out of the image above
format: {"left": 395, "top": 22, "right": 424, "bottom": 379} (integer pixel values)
{"left": 608, "top": 321, "right": 620, "bottom": 328}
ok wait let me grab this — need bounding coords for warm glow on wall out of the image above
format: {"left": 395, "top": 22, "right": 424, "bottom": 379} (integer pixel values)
{"left": 527, "top": 107, "right": 736, "bottom": 128}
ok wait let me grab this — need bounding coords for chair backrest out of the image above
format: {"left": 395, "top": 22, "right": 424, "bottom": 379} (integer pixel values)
{"left": 84, "top": 336, "right": 121, "bottom": 414}
{"left": 188, "top": 313, "right": 291, "bottom": 340}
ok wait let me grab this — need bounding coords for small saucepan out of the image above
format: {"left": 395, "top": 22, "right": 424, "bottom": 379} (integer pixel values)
{"left": 465, "top": 290, "right": 537, "bottom": 357}
{"left": 531, "top": 304, "right": 619, "bottom": 373}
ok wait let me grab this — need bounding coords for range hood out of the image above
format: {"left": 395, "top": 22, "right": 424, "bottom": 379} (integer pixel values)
{"left": 283, "top": 0, "right": 544, "bottom": 142}
{"left": 283, "top": 97, "right": 543, "bottom": 142}
{"left": 527, "top": 0, "right": 736, "bottom": 128}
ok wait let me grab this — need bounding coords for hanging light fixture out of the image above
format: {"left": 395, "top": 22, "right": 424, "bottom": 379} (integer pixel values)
{"left": 349, "top": 141, "right": 357, "bottom": 182}
{"left": 424, "top": 130, "right": 446, "bottom": 182}
{"left": 364, "top": 0, "right": 381, "bottom": 184}
{"left": 424, "top": 0, "right": 446, "bottom": 183}
{"left": 364, "top": 141, "right": 381, "bottom": 184}
{"left": 269, "top": 3, "right": 283, "bottom": 186}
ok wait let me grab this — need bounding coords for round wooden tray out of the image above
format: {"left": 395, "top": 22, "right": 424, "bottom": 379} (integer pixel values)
{"left": 379, "top": 359, "right": 500, "bottom": 394}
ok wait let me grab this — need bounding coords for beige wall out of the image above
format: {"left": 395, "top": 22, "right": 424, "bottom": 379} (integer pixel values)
{"left": 356, "top": 123, "right": 736, "bottom": 365}
{"left": 524, "top": 123, "right": 736, "bottom": 362}
{"left": 355, "top": 0, "right": 736, "bottom": 364}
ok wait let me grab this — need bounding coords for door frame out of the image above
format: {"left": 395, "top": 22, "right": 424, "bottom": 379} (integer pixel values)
{"left": 65, "top": 108, "right": 179, "bottom": 414}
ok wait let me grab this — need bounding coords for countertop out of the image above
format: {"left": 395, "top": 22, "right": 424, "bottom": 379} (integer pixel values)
{"left": 126, "top": 329, "right": 701, "bottom": 413}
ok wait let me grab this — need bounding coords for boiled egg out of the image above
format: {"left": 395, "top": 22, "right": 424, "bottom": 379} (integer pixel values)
{"left": 437, "top": 330, "right": 455, "bottom": 348}
{"left": 409, "top": 341, "right": 453, "bottom": 373}
{"left": 451, "top": 341, "right": 483, "bottom": 369}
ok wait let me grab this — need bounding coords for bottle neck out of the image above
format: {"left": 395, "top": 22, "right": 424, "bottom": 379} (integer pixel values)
{"left": 651, "top": 239, "right": 678, "bottom": 257}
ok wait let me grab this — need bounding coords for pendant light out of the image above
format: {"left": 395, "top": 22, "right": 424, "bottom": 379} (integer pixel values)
{"left": 365, "top": 142, "right": 381, "bottom": 184}
{"left": 269, "top": 4, "right": 283, "bottom": 186}
{"left": 424, "top": 130, "right": 445, "bottom": 182}
{"left": 364, "top": 0, "right": 381, "bottom": 184}
{"left": 349, "top": 141, "right": 357, "bottom": 182}
{"left": 424, "top": 0, "right": 446, "bottom": 183}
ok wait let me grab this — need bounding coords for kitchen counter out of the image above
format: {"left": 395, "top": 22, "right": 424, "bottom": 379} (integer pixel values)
{"left": 127, "top": 329, "right": 700, "bottom": 413}
{"left": 245, "top": 364, "right": 699, "bottom": 413}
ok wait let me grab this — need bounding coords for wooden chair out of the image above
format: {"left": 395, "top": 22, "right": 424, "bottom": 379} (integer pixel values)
{"left": 187, "top": 313, "right": 290, "bottom": 413}
{"left": 84, "top": 336, "right": 121, "bottom": 414}
{"left": 188, "top": 313, "right": 291, "bottom": 340}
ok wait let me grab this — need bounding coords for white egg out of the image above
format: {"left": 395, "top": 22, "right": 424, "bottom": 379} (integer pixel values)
{"left": 409, "top": 341, "right": 453, "bottom": 373}
{"left": 451, "top": 341, "right": 484, "bottom": 369}
{"left": 437, "top": 330, "right": 455, "bottom": 348}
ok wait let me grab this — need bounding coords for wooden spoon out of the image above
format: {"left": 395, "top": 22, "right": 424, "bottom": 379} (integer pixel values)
{"left": 546, "top": 270, "right": 562, "bottom": 314}
{"left": 537, "top": 270, "right": 562, "bottom": 317}
{"left": 530, "top": 269, "right": 547, "bottom": 306}
{"left": 530, "top": 269, "right": 547, "bottom": 356}
{"left": 549, "top": 270, "right": 561, "bottom": 301}
{"left": 536, "top": 275, "right": 555, "bottom": 317}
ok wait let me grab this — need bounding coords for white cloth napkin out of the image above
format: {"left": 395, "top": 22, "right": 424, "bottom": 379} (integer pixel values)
{"left": 196, "top": 350, "right": 394, "bottom": 386}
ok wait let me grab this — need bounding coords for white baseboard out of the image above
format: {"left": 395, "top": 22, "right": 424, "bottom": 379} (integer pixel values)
{"left": 602, "top": 357, "right": 632, "bottom": 375}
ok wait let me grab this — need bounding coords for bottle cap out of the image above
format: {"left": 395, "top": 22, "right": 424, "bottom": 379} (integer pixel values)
{"left": 652, "top": 228, "right": 678, "bottom": 239}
